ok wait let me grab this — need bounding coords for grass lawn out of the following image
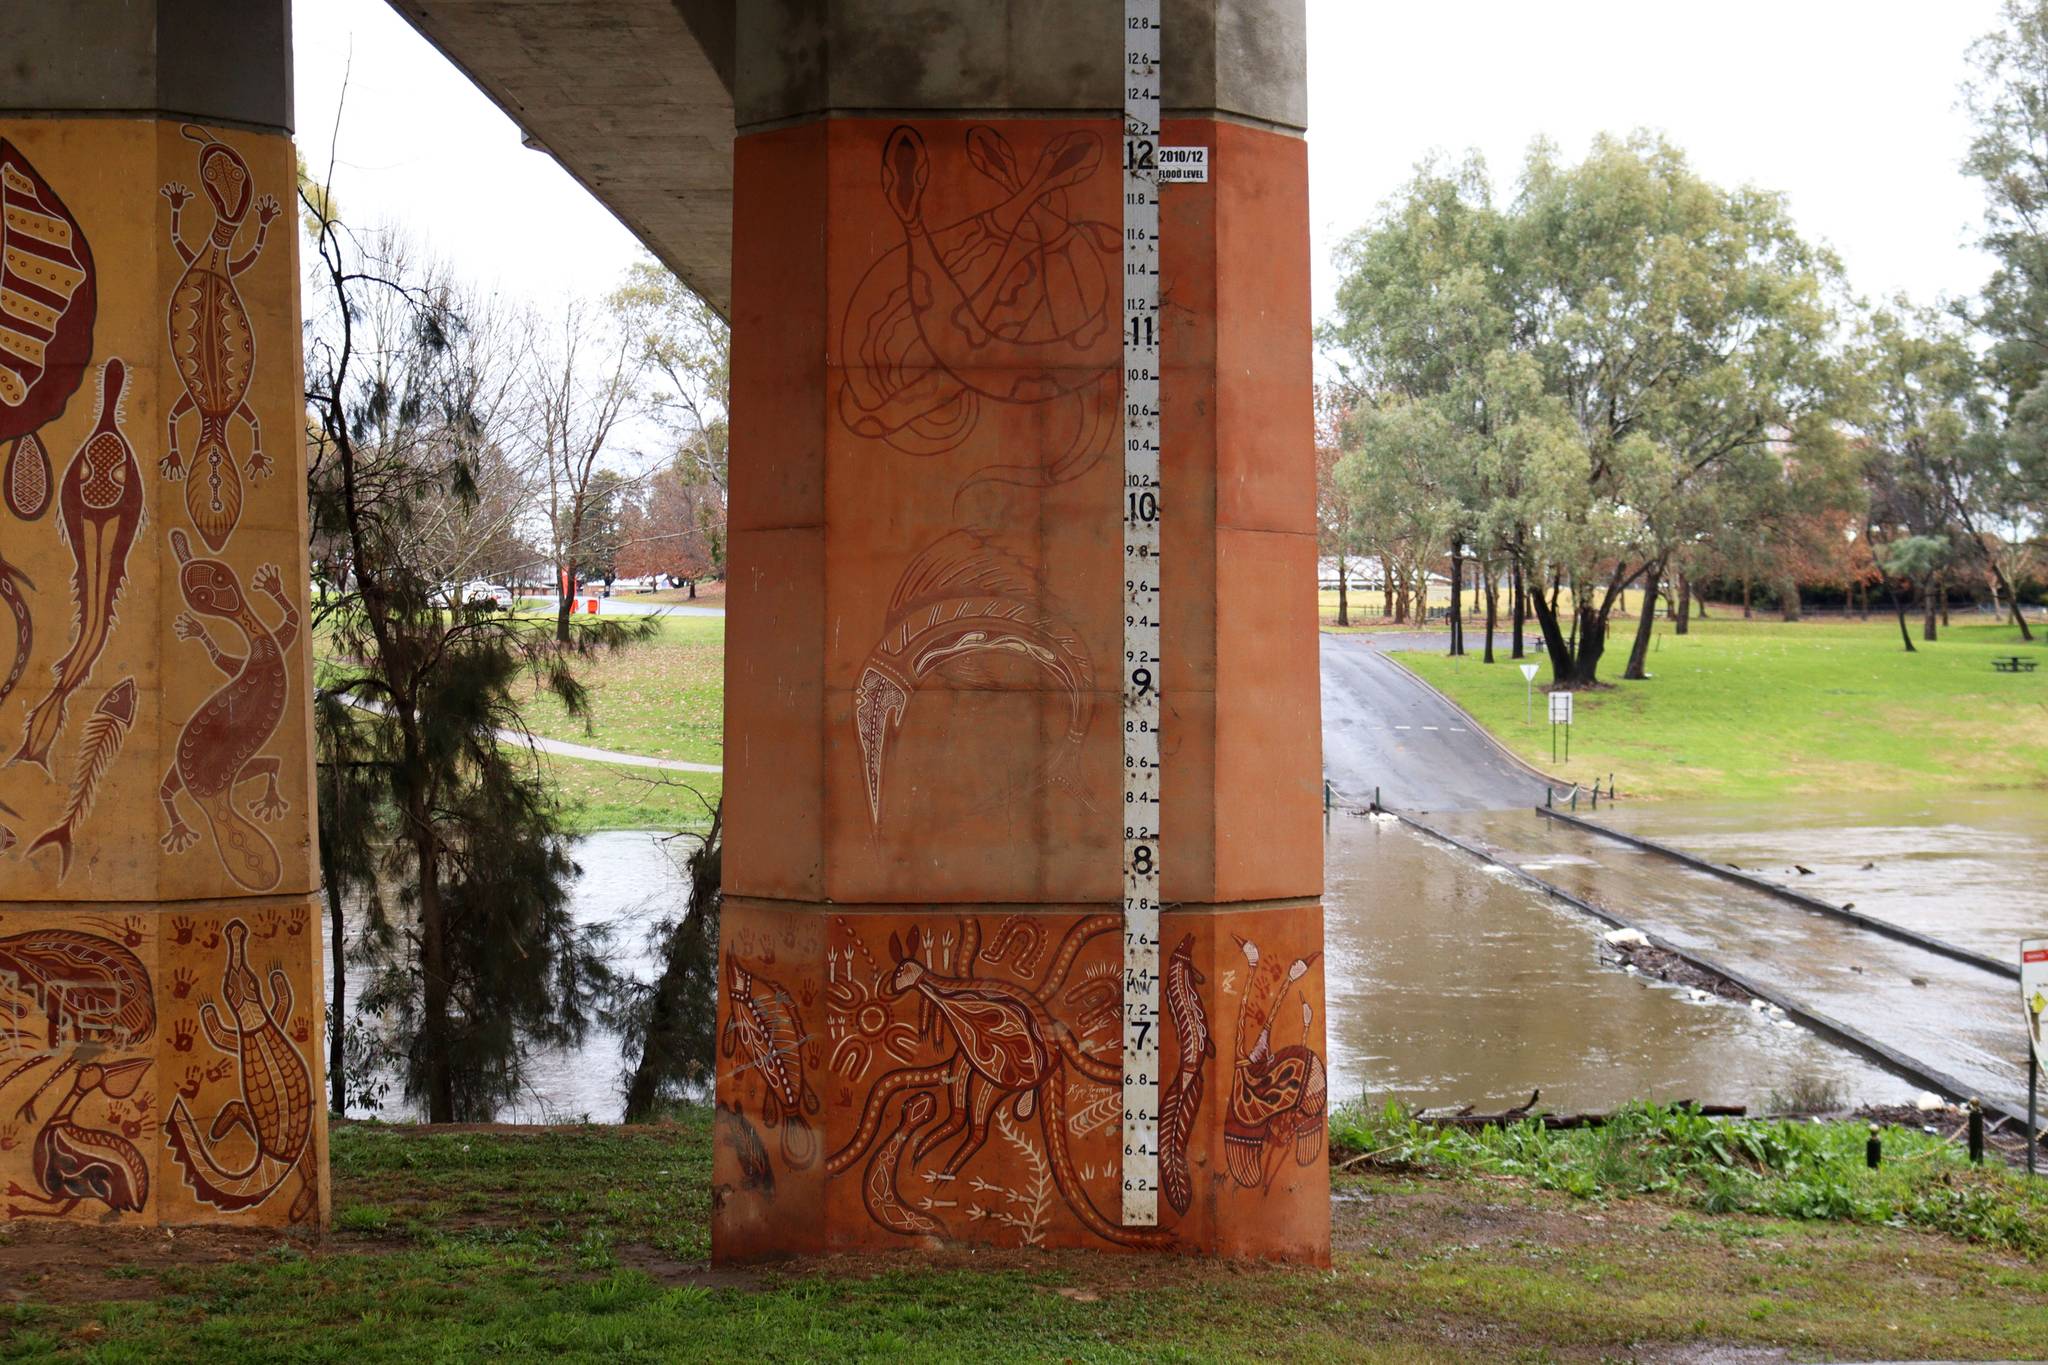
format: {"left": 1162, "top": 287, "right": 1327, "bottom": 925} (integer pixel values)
{"left": 520, "top": 615, "right": 725, "bottom": 767}
{"left": 2, "top": 1107, "right": 2041, "bottom": 1361}
{"left": 539, "top": 753, "right": 720, "bottom": 835}
{"left": 1394, "top": 616, "right": 2048, "bottom": 801}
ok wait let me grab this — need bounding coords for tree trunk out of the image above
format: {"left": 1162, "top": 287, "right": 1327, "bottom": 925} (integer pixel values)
{"left": 1988, "top": 558, "right": 2034, "bottom": 640}
{"left": 623, "top": 810, "right": 722, "bottom": 1123}
{"left": 555, "top": 564, "right": 576, "bottom": 644}
{"left": 1921, "top": 577, "right": 1938, "bottom": 642}
{"left": 1623, "top": 562, "right": 1664, "bottom": 680}
{"left": 1938, "top": 572, "right": 1950, "bottom": 627}
{"left": 1448, "top": 538, "right": 1464, "bottom": 656}
{"left": 687, "top": 578, "right": 698, "bottom": 600}
{"left": 410, "top": 799, "right": 455, "bottom": 1123}
{"left": 1482, "top": 564, "right": 1498, "bottom": 663}
{"left": 1381, "top": 556, "right": 1394, "bottom": 619}
{"left": 1884, "top": 577, "right": 1916, "bottom": 652}
{"left": 1741, "top": 578, "right": 1752, "bottom": 619}
{"left": 1858, "top": 580, "right": 1869, "bottom": 621}
{"left": 1337, "top": 556, "right": 1350, "bottom": 628}
{"left": 1779, "top": 576, "right": 1800, "bottom": 623}
{"left": 1674, "top": 573, "right": 1691, "bottom": 636}
{"left": 1527, "top": 577, "right": 1575, "bottom": 682}
{"left": 1510, "top": 555, "right": 1526, "bottom": 659}
{"left": 323, "top": 851, "right": 347, "bottom": 1117}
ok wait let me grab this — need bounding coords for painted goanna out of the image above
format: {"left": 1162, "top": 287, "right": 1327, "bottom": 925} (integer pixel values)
{"left": 158, "top": 528, "right": 293, "bottom": 893}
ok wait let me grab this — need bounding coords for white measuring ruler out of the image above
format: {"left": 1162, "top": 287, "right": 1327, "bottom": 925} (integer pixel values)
{"left": 1120, "top": 0, "right": 1164, "bottom": 1228}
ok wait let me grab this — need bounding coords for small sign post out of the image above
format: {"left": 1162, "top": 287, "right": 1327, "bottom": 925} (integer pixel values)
{"left": 2024, "top": 938, "right": 2047, "bottom": 1177}
{"left": 1549, "top": 689, "right": 1573, "bottom": 763}
{"left": 1520, "top": 662, "right": 1539, "bottom": 724}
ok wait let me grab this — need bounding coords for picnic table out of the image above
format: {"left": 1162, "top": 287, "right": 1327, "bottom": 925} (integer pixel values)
{"left": 1992, "top": 655, "right": 2038, "bottom": 672}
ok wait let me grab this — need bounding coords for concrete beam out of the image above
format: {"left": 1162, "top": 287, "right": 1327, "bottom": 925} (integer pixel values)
{"left": 0, "top": 0, "right": 294, "bottom": 133}
{"left": 387, "top": 0, "right": 738, "bottom": 316}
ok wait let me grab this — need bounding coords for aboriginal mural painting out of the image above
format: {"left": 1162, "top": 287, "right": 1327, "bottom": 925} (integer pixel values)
{"left": 0, "top": 120, "right": 309, "bottom": 902}
{"left": 837, "top": 124, "right": 1118, "bottom": 828}
{"left": 837, "top": 124, "right": 1117, "bottom": 488}
{"left": 0, "top": 117, "right": 322, "bottom": 1228}
{"left": 853, "top": 529, "right": 1093, "bottom": 825}
{"left": 716, "top": 911, "right": 1328, "bottom": 1251}
{"left": 163, "top": 913, "right": 319, "bottom": 1225}
{"left": 0, "top": 908, "right": 323, "bottom": 1227}
{"left": 0, "top": 917, "right": 156, "bottom": 1222}
{"left": 822, "top": 912, "right": 1187, "bottom": 1249}
{"left": 160, "top": 126, "right": 279, "bottom": 554}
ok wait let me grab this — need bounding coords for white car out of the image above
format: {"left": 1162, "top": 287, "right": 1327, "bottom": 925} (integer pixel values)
{"left": 452, "top": 580, "right": 510, "bottom": 609}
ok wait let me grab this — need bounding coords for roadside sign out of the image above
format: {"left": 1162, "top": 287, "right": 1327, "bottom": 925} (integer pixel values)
{"left": 1519, "top": 664, "right": 1538, "bottom": 682}
{"left": 1548, "top": 689, "right": 1573, "bottom": 761}
{"left": 1520, "top": 662, "right": 1539, "bottom": 723}
{"left": 2024, "top": 939, "right": 2048, "bottom": 1071}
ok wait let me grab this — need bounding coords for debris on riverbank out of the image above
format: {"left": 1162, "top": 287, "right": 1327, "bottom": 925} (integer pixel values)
{"left": 1598, "top": 925, "right": 1762, "bottom": 1006}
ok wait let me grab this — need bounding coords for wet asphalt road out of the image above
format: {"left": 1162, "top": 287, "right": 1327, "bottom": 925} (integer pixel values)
{"left": 1320, "top": 632, "right": 1552, "bottom": 813}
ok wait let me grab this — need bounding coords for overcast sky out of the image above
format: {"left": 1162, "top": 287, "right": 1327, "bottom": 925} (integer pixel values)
{"left": 294, "top": 0, "right": 2008, "bottom": 327}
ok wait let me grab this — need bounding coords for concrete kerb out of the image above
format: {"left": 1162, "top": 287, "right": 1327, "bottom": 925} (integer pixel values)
{"left": 1376, "top": 805, "right": 2031, "bottom": 1129}
{"left": 1536, "top": 806, "right": 2017, "bottom": 982}
{"left": 1371, "top": 647, "right": 1574, "bottom": 796}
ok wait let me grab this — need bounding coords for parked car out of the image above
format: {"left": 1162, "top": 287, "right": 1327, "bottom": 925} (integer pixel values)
{"left": 449, "top": 579, "right": 510, "bottom": 609}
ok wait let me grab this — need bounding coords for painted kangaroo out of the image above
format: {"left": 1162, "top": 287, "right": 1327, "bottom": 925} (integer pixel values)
{"left": 161, "top": 125, "right": 279, "bottom": 552}
{"left": 159, "top": 528, "right": 294, "bottom": 892}
{"left": 165, "top": 918, "right": 316, "bottom": 1222}
{"left": 828, "top": 919, "right": 1174, "bottom": 1250}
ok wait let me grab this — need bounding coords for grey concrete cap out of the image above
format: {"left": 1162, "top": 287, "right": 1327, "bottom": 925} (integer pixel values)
{"left": 0, "top": 0, "right": 293, "bottom": 133}
{"left": 737, "top": 0, "right": 1306, "bottom": 131}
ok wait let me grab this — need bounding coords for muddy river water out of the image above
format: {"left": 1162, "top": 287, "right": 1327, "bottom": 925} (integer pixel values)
{"left": 335, "top": 792, "right": 2046, "bottom": 1122}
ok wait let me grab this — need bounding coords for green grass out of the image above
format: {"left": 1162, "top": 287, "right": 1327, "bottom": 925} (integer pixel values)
{"left": 521, "top": 615, "right": 725, "bottom": 766}
{"left": 4, "top": 1110, "right": 2044, "bottom": 1360}
{"left": 1331, "top": 1100, "right": 2048, "bottom": 1254}
{"left": 539, "top": 754, "right": 721, "bottom": 835}
{"left": 1393, "top": 616, "right": 2048, "bottom": 800}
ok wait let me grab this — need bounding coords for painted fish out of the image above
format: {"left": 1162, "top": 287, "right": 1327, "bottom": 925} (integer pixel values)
{"left": 15, "top": 358, "right": 143, "bottom": 771}
{"left": 27, "top": 675, "right": 137, "bottom": 878}
{"left": 854, "top": 530, "right": 1093, "bottom": 825}
{"left": 1159, "top": 934, "right": 1213, "bottom": 1216}
{"left": 719, "top": 956, "right": 821, "bottom": 1168}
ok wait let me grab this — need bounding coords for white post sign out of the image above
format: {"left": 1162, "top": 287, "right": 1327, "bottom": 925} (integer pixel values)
{"left": 2024, "top": 938, "right": 2048, "bottom": 1071}
{"left": 1520, "top": 662, "right": 1538, "bottom": 723}
{"left": 1549, "top": 689, "right": 1573, "bottom": 762}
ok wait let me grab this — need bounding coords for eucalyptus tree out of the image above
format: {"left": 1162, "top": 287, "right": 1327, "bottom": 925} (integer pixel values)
{"left": 1966, "top": 1, "right": 2048, "bottom": 518}
{"left": 1861, "top": 306, "right": 1986, "bottom": 649}
{"left": 1512, "top": 133, "right": 1854, "bottom": 683}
